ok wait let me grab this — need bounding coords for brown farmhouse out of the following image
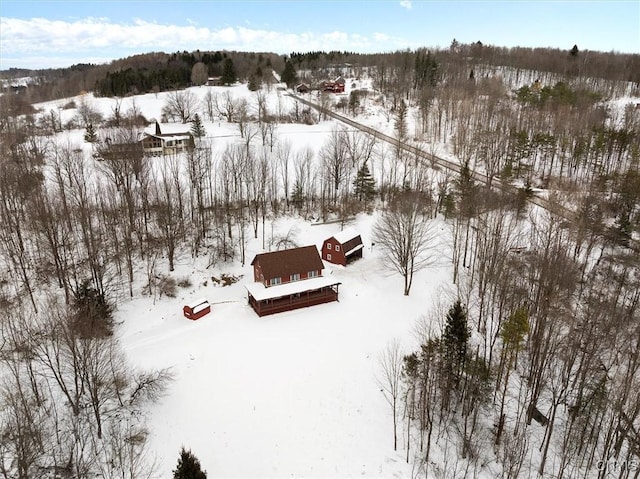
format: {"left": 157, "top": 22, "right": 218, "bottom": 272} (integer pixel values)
{"left": 246, "top": 246, "right": 341, "bottom": 316}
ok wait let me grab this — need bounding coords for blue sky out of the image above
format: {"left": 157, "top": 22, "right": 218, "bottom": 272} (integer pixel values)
{"left": 1, "top": 0, "right": 638, "bottom": 70}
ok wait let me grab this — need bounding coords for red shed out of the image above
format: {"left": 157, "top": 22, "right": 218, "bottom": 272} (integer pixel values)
{"left": 183, "top": 298, "right": 211, "bottom": 320}
{"left": 322, "top": 228, "right": 364, "bottom": 266}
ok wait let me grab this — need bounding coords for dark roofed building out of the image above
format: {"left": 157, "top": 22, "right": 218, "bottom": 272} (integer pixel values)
{"left": 251, "top": 245, "right": 323, "bottom": 286}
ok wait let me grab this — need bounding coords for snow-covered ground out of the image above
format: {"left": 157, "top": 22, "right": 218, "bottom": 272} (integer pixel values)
{"left": 28, "top": 74, "right": 637, "bottom": 477}
{"left": 117, "top": 214, "right": 454, "bottom": 477}
{"left": 30, "top": 81, "right": 460, "bottom": 476}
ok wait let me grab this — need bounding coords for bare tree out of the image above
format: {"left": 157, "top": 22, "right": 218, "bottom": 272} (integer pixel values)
{"left": 202, "top": 90, "right": 217, "bottom": 121}
{"left": 216, "top": 90, "right": 237, "bottom": 122}
{"left": 191, "top": 62, "right": 208, "bottom": 86}
{"left": 153, "top": 156, "right": 185, "bottom": 271}
{"left": 372, "top": 191, "right": 437, "bottom": 295}
{"left": 320, "top": 127, "right": 349, "bottom": 207}
{"left": 162, "top": 90, "right": 198, "bottom": 123}
{"left": 378, "top": 339, "right": 404, "bottom": 451}
{"left": 277, "top": 141, "right": 292, "bottom": 206}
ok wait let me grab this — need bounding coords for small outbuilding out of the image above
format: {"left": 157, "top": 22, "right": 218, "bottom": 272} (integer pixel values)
{"left": 295, "top": 83, "right": 310, "bottom": 93}
{"left": 322, "top": 228, "right": 364, "bottom": 266}
{"left": 183, "top": 298, "right": 211, "bottom": 320}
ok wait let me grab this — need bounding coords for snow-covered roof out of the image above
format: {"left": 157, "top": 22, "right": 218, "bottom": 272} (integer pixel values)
{"left": 332, "top": 228, "right": 360, "bottom": 244}
{"left": 186, "top": 298, "right": 209, "bottom": 309}
{"left": 192, "top": 302, "right": 210, "bottom": 314}
{"left": 143, "top": 122, "right": 192, "bottom": 136}
{"left": 245, "top": 276, "right": 341, "bottom": 301}
{"left": 144, "top": 133, "right": 192, "bottom": 142}
{"left": 344, "top": 243, "right": 364, "bottom": 257}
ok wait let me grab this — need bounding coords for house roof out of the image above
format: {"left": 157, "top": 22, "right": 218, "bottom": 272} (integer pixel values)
{"left": 143, "top": 122, "right": 192, "bottom": 137}
{"left": 251, "top": 245, "right": 324, "bottom": 280}
{"left": 245, "top": 276, "right": 340, "bottom": 301}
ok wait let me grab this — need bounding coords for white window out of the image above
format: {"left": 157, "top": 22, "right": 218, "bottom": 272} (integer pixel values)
{"left": 308, "top": 270, "right": 318, "bottom": 278}
{"left": 336, "top": 245, "right": 340, "bottom": 252}
{"left": 270, "top": 277, "right": 282, "bottom": 286}
{"left": 327, "top": 254, "right": 332, "bottom": 261}
{"left": 290, "top": 273, "right": 300, "bottom": 282}
{"left": 327, "top": 243, "right": 332, "bottom": 250}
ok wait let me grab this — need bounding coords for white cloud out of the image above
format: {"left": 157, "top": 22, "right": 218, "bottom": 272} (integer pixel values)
{"left": 0, "top": 17, "right": 412, "bottom": 69}
{"left": 400, "top": 1, "right": 412, "bottom": 9}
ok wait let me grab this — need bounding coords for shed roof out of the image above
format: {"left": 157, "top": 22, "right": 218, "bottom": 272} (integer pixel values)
{"left": 185, "top": 298, "right": 209, "bottom": 309}
{"left": 251, "top": 245, "right": 324, "bottom": 280}
{"left": 332, "top": 227, "right": 360, "bottom": 244}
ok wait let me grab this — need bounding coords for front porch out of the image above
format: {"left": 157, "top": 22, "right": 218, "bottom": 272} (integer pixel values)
{"left": 246, "top": 280, "right": 341, "bottom": 317}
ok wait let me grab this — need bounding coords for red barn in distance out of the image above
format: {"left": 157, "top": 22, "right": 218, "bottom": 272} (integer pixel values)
{"left": 322, "top": 81, "right": 345, "bottom": 93}
{"left": 246, "top": 245, "right": 341, "bottom": 317}
{"left": 322, "top": 228, "right": 364, "bottom": 266}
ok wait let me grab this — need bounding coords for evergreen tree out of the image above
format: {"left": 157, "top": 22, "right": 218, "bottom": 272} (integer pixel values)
{"left": 84, "top": 123, "right": 97, "bottom": 143}
{"left": 173, "top": 447, "right": 207, "bottom": 479}
{"left": 221, "top": 58, "right": 236, "bottom": 85}
{"left": 281, "top": 60, "right": 298, "bottom": 88}
{"left": 394, "top": 99, "right": 407, "bottom": 142}
{"left": 570, "top": 44, "right": 579, "bottom": 57}
{"left": 442, "top": 300, "right": 470, "bottom": 380}
{"left": 247, "top": 74, "right": 260, "bottom": 91}
{"left": 500, "top": 307, "right": 529, "bottom": 355}
{"left": 291, "top": 180, "right": 304, "bottom": 211}
{"left": 190, "top": 113, "right": 206, "bottom": 139}
{"left": 352, "top": 161, "right": 376, "bottom": 203}
{"left": 348, "top": 90, "right": 360, "bottom": 114}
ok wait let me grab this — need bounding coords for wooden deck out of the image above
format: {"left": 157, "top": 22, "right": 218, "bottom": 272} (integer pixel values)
{"left": 248, "top": 284, "right": 339, "bottom": 316}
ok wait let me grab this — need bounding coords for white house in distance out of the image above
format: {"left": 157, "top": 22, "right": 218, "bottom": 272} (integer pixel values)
{"left": 321, "top": 228, "right": 364, "bottom": 266}
{"left": 140, "top": 121, "right": 195, "bottom": 156}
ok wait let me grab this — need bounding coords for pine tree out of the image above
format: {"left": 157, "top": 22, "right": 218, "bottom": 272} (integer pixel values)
{"left": 394, "top": 100, "right": 407, "bottom": 142}
{"left": 291, "top": 180, "right": 304, "bottom": 211}
{"left": 352, "top": 161, "right": 376, "bottom": 203}
{"left": 190, "top": 113, "right": 206, "bottom": 139}
{"left": 248, "top": 74, "right": 260, "bottom": 91}
{"left": 281, "top": 60, "right": 298, "bottom": 89}
{"left": 442, "top": 300, "right": 470, "bottom": 380}
{"left": 221, "top": 58, "right": 236, "bottom": 85}
{"left": 84, "top": 123, "right": 97, "bottom": 143}
{"left": 500, "top": 307, "right": 529, "bottom": 355}
{"left": 348, "top": 90, "right": 360, "bottom": 114}
{"left": 173, "top": 447, "right": 207, "bottom": 479}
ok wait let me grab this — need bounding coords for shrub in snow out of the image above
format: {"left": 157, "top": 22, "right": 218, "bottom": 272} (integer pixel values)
{"left": 71, "top": 279, "right": 114, "bottom": 338}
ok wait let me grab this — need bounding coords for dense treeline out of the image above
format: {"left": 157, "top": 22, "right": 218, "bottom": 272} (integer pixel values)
{"left": 1, "top": 50, "right": 284, "bottom": 102}
{"left": 4, "top": 41, "right": 638, "bottom": 105}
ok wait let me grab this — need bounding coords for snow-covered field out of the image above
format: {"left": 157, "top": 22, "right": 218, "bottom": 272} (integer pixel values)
{"left": 117, "top": 214, "right": 453, "bottom": 477}
{"left": 31, "top": 81, "right": 458, "bottom": 477}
